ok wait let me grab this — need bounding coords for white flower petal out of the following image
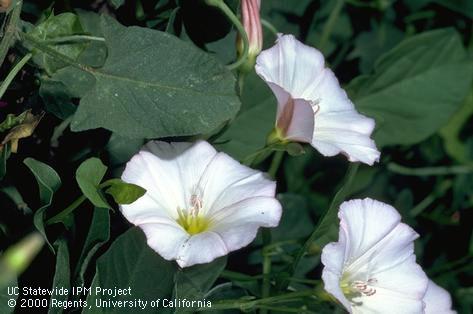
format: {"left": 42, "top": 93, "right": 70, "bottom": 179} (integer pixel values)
{"left": 140, "top": 222, "right": 189, "bottom": 261}
{"left": 121, "top": 151, "right": 184, "bottom": 218}
{"left": 255, "top": 34, "right": 380, "bottom": 165}
{"left": 321, "top": 198, "right": 428, "bottom": 313}
{"left": 121, "top": 140, "right": 217, "bottom": 221}
{"left": 312, "top": 110, "right": 379, "bottom": 165}
{"left": 306, "top": 69, "right": 355, "bottom": 113}
{"left": 255, "top": 34, "right": 325, "bottom": 98}
{"left": 144, "top": 140, "right": 218, "bottom": 208}
{"left": 198, "top": 152, "right": 274, "bottom": 215}
{"left": 339, "top": 199, "right": 403, "bottom": 263}
{"left": 353, "top": 287, "right": 424, "bottom": 314}
{"left": 345, "top": 223, "right": 420, "bottom": 278}
{"left": 423, "top": 280, "right": 456, "bottom": 314}
{"left": 321, "top": 231, "right": 351, "bottom": 311}
{"left": 353, "top": 256, "right": 427, "bottom": 313}
{"left": 176, "top": 231, "right": 229, "bottom": 267}
{"left": 321, "top": 232, "right": 347, "bottom": 276}
{"left": 322, "top": 270, "right": 353, "bottom": 312}
{"left": 267, "top": 82, "right": 315, "bottom": 143}
{"left": 210, "top": 197, "right": 282, "bottom": 250}
{"left": 120, "top": 140, "right": 281, "bottom": 268}
{"left": 120, "top": 194, "right": 176, "bottom": 225}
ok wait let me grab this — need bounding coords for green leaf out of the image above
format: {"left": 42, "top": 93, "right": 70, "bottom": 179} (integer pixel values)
{"left": 173, "top": 257, "right": 227, "bottom": 313}
{"left": 260, "top": 0, "right": 311, "bottom": 36}
{"left": 75, "top": 207, "right": 110, "bottom": 286}
{"left": 39, "top": 78, "right": 76, "bottom": 120}
{"left": 434, "top": 0, "right": 473, "bottom": 19}
{"left": 24, "top": 158, "right": 62, "bottom": 251}
{"left": 28, "top": 12, "right": 86, "bottom": 74}
{"left": 0, "top": 143, "right": 11, "bottom": 181}
{"left": 106, "top": 133, "right": 143, "bottom": 166}
{"left": 83, "top": 227, "right": 176, "bottom": 314}
{"left": 0, "top": 0, "right": 22, "bottom": 67}
{"left": 68, "top": 16, "right": 239, "bottom": 139}
{"left": 272, "top": 194, "right": 313, "bottom": 242}
{"left": 351, "top": 28, "right": 473, "bottom": 147}
{"left": 76, "top": 158, "right": 109, "bottom": 209}
{"left": 48, "top": 238, "right": 70, "bottom": 314}
{"left": 348, "top": 22, "right": 404, "bottom": 73}
{"left": 306, "top": 1, "right": 353, "bottom": 56}
{"left": 0, "top": 186, "right": 31, "bottom": 215}
{"left": 105, "top": 179, "right": 146, "bottom": 205}
{"left": 76, "top": 9, "right": 107, "bottom": 68}
{"left": 109, "top": 0, "right": 125, "bottom": 9}
{"left": 216, "top": 71, "right": 275, "bottom": 160}
{"left": 439, "top": 89, "right": 473, "bottom": 164}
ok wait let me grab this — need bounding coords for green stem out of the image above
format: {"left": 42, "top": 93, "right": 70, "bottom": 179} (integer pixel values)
{"left": 199, "top": 289, "right": 315, "bottom": 311}
{"left": 319, "top": 0, "right": 345, "bottom": 51}
{"left": 18, "top": 31, "right": 88, "bottom": 71}
{"left": 43, "top": 35, "right": 105, "bottom": 44}
{"left": 428, "top": 255, "right": 472, "bottom": 277}
{"left": 268, "top": 150, "right": 284, "bottom": 179}
{"left": 261, "top": 228, "right": 272, "bottom": 313}
{"left": 221, "top": 269, "right": 320, "bottom": 286}
{"left": 0, "top": 53, "right": 32, "bottom": 99}
{"left": 45, "top": 180, "right": 114, "bottom": 225}
{"left": 260, "top": 150, "right": 285, "bottom": 310}
{"left": 0, "top": 0, "right": 22, "bottom": 66}
{"left": 242, "top": 146, "right": 271, "bottom": 166}
{"left": 261, "top": 18, "right": 278, "bottom": 36}
{"left": 410, "top": 179, "right": 452, "bottom": 217}
{"left": 206, "top": 0, "right": 249, "bottom": 70}
{"left": 289, "top": 163, "right": 359, "bottom": 284}
{"left": 388, "top": 163, "right": 473, "bottom": 176}
{"left": 261, "top": 250, "right": 272, "bottom": 314}
{"left": 220, "top": 270, "right": 263, "bottom": 281}
{"left": 46, "top": 195, "right": 87, "bottom": 225}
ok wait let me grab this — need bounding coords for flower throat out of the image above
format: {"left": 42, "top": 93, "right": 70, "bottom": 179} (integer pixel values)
{"left": 176, "top": 195, "right": 211, "bottom": 235}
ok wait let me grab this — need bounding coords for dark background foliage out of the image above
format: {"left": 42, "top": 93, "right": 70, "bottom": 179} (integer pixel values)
{"left": 0, "top": 0, "right": 472, "bottom": 313}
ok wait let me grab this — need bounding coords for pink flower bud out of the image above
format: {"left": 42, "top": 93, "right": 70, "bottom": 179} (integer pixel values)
{"left": 237, "top": 0, "right": 263, "bottom": 70}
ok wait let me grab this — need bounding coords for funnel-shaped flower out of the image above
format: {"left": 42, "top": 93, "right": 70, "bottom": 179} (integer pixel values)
{"left": 321, "top": 198, "right": 428, "bottom": 313}
{"left": 238, "top": 0, "right": 263, "bottom": 64}
{"left": 256, "top": 35, "right": 380, "bottom": 165}
{"left": 120, "top": 140, "right": 282, "bottom": 268}
{"left": 424, "top": 280, "right": 456, "bottom": 314}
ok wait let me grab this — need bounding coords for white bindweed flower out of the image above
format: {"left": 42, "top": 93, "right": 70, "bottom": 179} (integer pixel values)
{"left": 255, "top": 34, "right": 380, "bottom": 165}
{"left": 321, "top": 198, "right": 428, "bottom": 313}
{"left": 423, "top": 280, "right": 456, "bottom": 314}
{"left": 119, "top": 140, "right": 282, "bottom": 268}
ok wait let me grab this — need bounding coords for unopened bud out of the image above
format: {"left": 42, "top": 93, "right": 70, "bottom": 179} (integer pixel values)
{"left": 237, "top": 0, "right": 262, "bottom": 72}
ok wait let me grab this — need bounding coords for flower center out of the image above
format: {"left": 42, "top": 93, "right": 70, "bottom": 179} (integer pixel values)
{"left": 340, "top": 273, "right": 378, "bottom": 299}
{"left": 176, "top": 195, "right": 211, "bottom": 235}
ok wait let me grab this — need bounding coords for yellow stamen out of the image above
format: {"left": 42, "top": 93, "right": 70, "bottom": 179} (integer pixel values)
{"left": 176, "top": 195, "right": 211, "bottom": 235}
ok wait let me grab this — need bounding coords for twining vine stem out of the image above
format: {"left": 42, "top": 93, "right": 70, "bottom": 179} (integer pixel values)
{"left": 45, "top": 180, "right": 115, "bottom": 225}
{"left": 0, "top": 53, "right": 32, "bottom": 99}
{"left": 205, "top": 0, "right": 249, "bottom": 70}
